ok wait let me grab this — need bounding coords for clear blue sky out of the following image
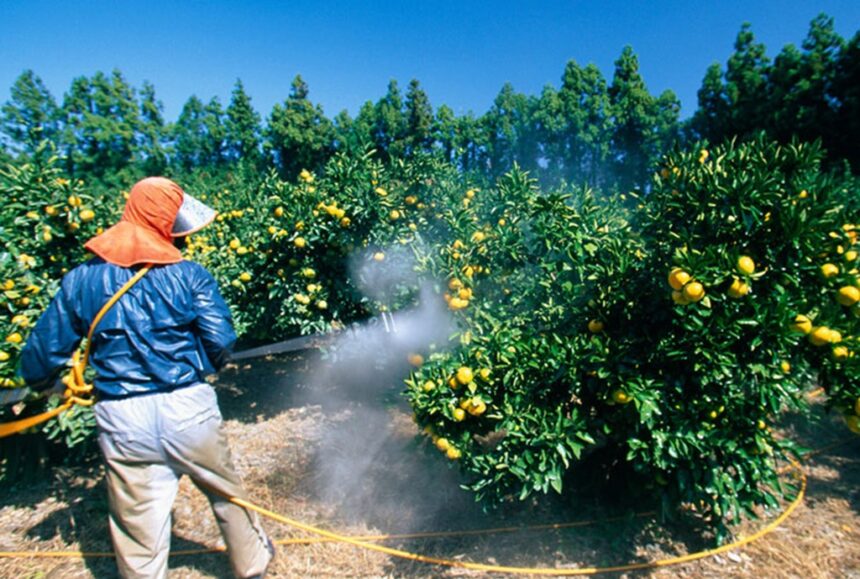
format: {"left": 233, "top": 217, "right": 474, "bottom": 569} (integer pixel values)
{"left": 1, "top": 1, "right": 858, "bottom": 122}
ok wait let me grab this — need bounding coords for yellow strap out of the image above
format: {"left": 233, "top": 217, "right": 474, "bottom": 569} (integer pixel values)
{"left": 0, "top": 266, "right": 151, "bottom": 439}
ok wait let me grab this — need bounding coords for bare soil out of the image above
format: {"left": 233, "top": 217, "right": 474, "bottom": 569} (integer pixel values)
{"left": 1, "top": 352, "right": 858, "bottom": 578}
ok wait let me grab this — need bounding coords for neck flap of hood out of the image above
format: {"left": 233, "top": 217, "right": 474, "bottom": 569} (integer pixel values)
{"left": 84, "top": 177, "right": 186, "bottom": 267}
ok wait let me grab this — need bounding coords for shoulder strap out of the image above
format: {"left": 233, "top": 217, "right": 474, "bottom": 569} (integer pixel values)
{"left": 69, "top": 265, "right": 151, "bottom": 402}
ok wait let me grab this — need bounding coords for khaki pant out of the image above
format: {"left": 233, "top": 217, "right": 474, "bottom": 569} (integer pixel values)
{"left": 95, "top": 384, "right": 273, "bottom": 579}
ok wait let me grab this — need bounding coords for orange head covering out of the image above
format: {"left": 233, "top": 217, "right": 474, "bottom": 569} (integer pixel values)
{"left": 85, "top": 177, "right": 186, "bottom": 267}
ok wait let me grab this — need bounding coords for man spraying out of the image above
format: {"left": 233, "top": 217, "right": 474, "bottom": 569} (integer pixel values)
{"left": 20, "top": 177, "right": 274, "bottom": 579}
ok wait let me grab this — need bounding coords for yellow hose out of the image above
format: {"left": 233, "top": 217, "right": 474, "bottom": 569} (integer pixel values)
{"left": 0, "top": 457, "right": 808, "bottom": 576}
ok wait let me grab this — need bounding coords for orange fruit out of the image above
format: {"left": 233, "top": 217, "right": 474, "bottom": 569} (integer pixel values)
{"left": 808, "top": 326, "right": 832, "bottom": 347}
{"left": 683, "top": 281, "right": 705, "bottom": 302}
{"left": 727, "top": 278, "right": 750, "bottom": 298}
{"left": 668, "top": 268, "right": 690, "bottom": 290}
{"left": 737, "top": 256, "right": 755, "bottom": 275}
{"left": 588, "top": 319, "right": 604, "bottom": 333}
{"left": 456, "top": 367, "right": 474, "bottom": 385}
{"left": 612, "top": 390, "right": 632, "bottom": 404}
{"left": 790, "top": 314, "right": 812, "bottom": 334}
{"left": 836, "top": 286, "right": 860, "bottom": 306}
{"left": 671, "top": 290, "right": 690, "bottom": 305}
{"left": 821, "top": 263, "right": 840, "bottom": 278}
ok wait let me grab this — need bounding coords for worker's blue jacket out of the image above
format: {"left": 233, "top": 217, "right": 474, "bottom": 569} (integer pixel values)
{"left": 20, "top": 258, "right": 236, "bottom": 398}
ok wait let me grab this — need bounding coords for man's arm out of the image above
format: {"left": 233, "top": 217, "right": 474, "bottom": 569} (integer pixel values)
{"left": 191, "top": 265, "right": 237, "bottom": 370}
{"left": 19, "top": 280, "right": 84, "bottom": 390}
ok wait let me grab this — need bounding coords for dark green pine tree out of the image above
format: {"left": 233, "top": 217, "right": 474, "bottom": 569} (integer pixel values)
{"left": 373, "top": 80, "right": 407, "bottom": 160}
{"left": 456, "top": 112, "right": 486, "bottom": 174}
{"left": 554, "top": 60, "right": 611, "bottom": 186}
{"left": 483, "top": 83, "right": 536, "bottom": 177}
{"left": 334, "top": 101, "right": 376, "bottom": 153}
{"left": 608, "top": 47, "right": 659, "bottom": 192}
{"left": 137, "top": 81, "right": 168, "bottom": 175}
{"left": 172, "top": 95, "right": 204, "bottom": 170}
{"left": 776, "top": 15, "right": 843, "bottom": 145}
{"left": 690, "top": 63, "right": 730, "bottom": 143}
{"left": 831, "top": 30, "right": 860, "bottom": 171}
{"left": 1, "top": 70, "right": 60, "bottom": 158}
{"left": 404, "top": 79, "right": 434, "bottom": 154}
{"left": 532, "top": 83, "right": 564, "bottom": 183}
{"left": 225, "top": 79, "right": 262, "bottom": 167}
{"left": 433, "top": 104, "right": 459, "bottom": 164}
{"left": 265, "top": 75, "right": 334, "bottom": 177}
{"left": 724, "top": 23, "right": 770, "bottom": 138}
{"left": 202, "top": 97, "right": 227, "bottom": 167}
{"left": 60, "top": 70, "right": 140, "bottom": 179}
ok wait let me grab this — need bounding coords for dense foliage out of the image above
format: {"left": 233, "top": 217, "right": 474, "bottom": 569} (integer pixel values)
{"left": 0, "top": 13, "right": 858, "bottom": 543}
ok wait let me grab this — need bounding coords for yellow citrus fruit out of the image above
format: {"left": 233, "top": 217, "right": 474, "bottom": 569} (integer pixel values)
{"left": 6, "top": 333, "right": 22, "bottom": 344}
{"left": 821, "top": 263, "right": 840, "bottom": 278}
{"left": 727, "top": 278, "right": 750, "bottom": 299}
{"left": 836, "top": 286, "right": 860, "bottom": 306}
{"left": 465, "top": 189, "right": 476, "bottom": 199}
{"left": 294, "top": 237, "right": 306, "bottom": 248}
{"left": 79, "top": 208, "right": 95, "bottom": 222}
{"left": 683, "top": 281, "right": 705, "bottom": 302}
{"left": 587, "top": 319, "right": 604, "bottom": 333}
{"left": 448, "top": 297, "right": 469, "bottom": 310}
{"left": 737, "top": 256, "right": 755, "bottom": 275}
{"left": 316, "top": 300, "right": 328, "bottom": 310}
{"left": 236, "top": 246, "right": 248, "bottom": 255}
{"left": 612, "top": 390, "right": 632, "bottom": 404}
{"left": 301, "top": 268, "right": 316, "bottom": 278}
{"left": 798, "top": 190, "right": 809, "bottom": 199}
{"left": 267, "top": 226, "right": 277, "bottom": 235}
{"left": 446, "top": 447, "right": 462, "bottom": 460}
{"left": 45, "top": 205, "right": 56, "bottom": 215}
{"left": 229, "top": 239, "right": 240, "bottom": 250}
{"left": 757, "top": 419, "right": 767, "bottom": 430}
{"left": 790, "top": 314, "right": 813, "bottom": 334}
{"left": 458, "top": 287, "right": 473, "bottom": 300}
{"left": 274, "top": 206, "right": 284, "bottom": 217}
{"left": 471, "top": 231, "right": 485, "bottom": 243}
{"left": 780, "top": 360, "right": 791, "bottom": 374}
{"left": 668, "top": 268, "right": 691, "bottom": 290}
{"left": 832, "top": 346, "right": 849, "bottom": 360}
{"left": 389, "top": 209, "right": 401, "bottom": 220}
{"left": 671, "top": 290, "right": 690, "bottom": 305}
{"left": 435, "top": 437, "right": 450, "bottom": 452}
{"left": 0, "top": 351, "right": 9, "bottom": 362}
{"left": 239, "top": 272, "right": 252, "bottom": 282}
{"left": 456, "top": 366, "right": 474, "bottom": 385}
{"left": 448, "top": 278, "right": 463, "bottom": 291}
{"left": 422, "top": 380, "right": 435, "bottom": 392}
{"left": 452, "top": 408, "right": 466, "bottom": 422}
{"left": 808, "top": 326, "right": 832, "bottom": 347}
{"left": 467, "top": 398, "right": 487, "bottom": 416}
{"left": 846, "top": 250, "right": 858, "bottom": 262}
{"left": 478, "top": 368, "right": 491, "bottom": 381}
{"left": 373, "top": 252, "right": 385, "bottom": 262}
{"left": 340, "top": 217, "right": 351, "bottom": 227}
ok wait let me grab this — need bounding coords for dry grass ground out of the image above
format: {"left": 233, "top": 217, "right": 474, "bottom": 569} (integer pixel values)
{"left": 1, "top": 352, "right": 858, "bottom": 578}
